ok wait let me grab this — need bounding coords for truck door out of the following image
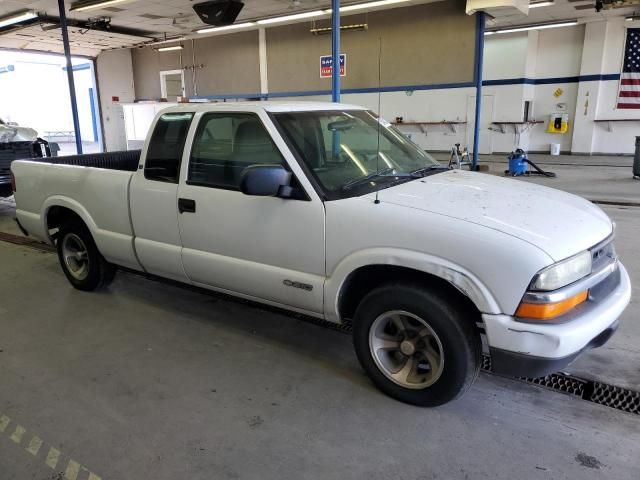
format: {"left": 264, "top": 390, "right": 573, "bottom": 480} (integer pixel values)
{"left": 176, "top": 111, "right": 325, "bottom": 314}
{"left": 129, "top": 111, "right": 194, "bottom": 282}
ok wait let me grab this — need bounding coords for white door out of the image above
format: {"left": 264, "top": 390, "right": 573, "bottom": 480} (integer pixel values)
{"left": 160, "top": 70, "right": 185, "bottom": 99}
{"left": 129, "top": 111, "right": 194, "bottom": 282}
{"left": 176, "top": 112, "right": 325, "bottom": 314}
{"left": 466, "top": 94, "right": 494, "bottom": 155}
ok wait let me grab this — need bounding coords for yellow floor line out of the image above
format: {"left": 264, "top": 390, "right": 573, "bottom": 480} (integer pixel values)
{"left": 65, "top": 459, "right": 81, "bottom": 480}
{"left": 0, "top": 415, "right": 9, "bottom": 433}
{"left": 0, "top": 413, "right": 105, "bottom": 479}
{"left": 9, "top": 425, "right": 26, "bottom": 444}
{"left": 45, "top": 447, "right": 61, "bottom": 469}
{"left": 25, "top": 435, "right": 43, "bottom": 456}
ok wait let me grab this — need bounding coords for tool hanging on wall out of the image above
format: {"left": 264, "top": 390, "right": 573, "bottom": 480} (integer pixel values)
{"left": 505, "top": 149, "right": 556, "bottom": 178}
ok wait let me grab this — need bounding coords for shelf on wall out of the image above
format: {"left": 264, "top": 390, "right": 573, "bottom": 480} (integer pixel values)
{"left": 392, "top": 121, "right": 467, "bottom": 134}
{"left": 491, "top": 121, "right": 543, "bottom": 134}
{"left": 594, "top": 119, "right": 639, "bottom": 133}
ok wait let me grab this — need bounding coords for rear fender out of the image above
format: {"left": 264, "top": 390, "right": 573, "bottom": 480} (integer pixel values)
{"left": 41, "top": 196, "right": 99, "bottom": 243}
{"left": 40, "top": 196, "right": 141, "bottom": 270}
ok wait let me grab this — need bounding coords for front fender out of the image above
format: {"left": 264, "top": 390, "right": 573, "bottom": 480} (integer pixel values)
{"left": 324, "top": 247, "right": 502, "bottom": 323}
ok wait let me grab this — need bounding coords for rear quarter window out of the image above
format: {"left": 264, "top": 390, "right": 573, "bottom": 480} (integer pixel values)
{"left": 144, "top": 112, "right": 194, "bottom": 183}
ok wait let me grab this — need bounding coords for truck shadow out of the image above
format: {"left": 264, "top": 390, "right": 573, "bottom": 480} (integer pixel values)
{"left": 98, "top": 266, "right": 372, "bottom": 391}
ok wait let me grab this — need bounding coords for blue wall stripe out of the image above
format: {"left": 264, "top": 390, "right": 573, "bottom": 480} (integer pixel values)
{"left": 483, "top": 73, "right": 620, "bottom": 86}
{"left": 186, "top": 73, "right": 622, "bottom": 102}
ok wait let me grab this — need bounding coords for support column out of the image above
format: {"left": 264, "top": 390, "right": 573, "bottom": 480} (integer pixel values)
{"left": 331, "top": 0, "right": 341, "bottom": 103}
{"left": 472, "top": 11, "right": 486, "bottom": 169}
{"left": 571, "top": 21, "right": 609, "bottom": 155}
{"left": 259, "top": 28, "right": 268, "bottom": 100}
{"left": 57, "top": 0, "right": 83, "bottom": 154}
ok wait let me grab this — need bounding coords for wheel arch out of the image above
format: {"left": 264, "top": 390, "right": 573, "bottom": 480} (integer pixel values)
{"left": 326, "top": 249, "right": 502, "bottom": 323}
{"left": 42, "top": 196, "right": 98, "bottom": 242}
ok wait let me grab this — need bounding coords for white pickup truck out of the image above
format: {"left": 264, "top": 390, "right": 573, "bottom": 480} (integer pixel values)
{"left": 11, "top": 102, "right": 631, "bottom": 406}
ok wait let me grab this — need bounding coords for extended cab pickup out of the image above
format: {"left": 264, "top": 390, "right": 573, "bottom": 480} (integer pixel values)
{"left": 11, "top": 102, "right": 631, "bottom": 406}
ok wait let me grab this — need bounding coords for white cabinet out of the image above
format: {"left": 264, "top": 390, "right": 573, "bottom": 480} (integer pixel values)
{"left": 121, "top": 102, "right": 178, "bottom": 150}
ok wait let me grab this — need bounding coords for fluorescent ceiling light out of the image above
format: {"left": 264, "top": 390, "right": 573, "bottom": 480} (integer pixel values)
{"left": 70, "top": 0, "right": 134, "bottom": 12}
{"left": 325, "top": 0, "right": 411, "bottom": 13}
{"left": 486, "top": 20, "right": 577, "bottom": 35}
{"left": 0, "top": 10, "right": 37, "bottom": 29}
{"left": 311, "top": 23, "right": 368, "bottom": 35}
{"left": 157, "top": 45, "right": 183, "bottom": 52}
{"left": 257, "top": 10, "right": 325, "bottom": 25}
{"left": 149, "top": 37, "right": 186, "bottom": 46}
{"left": 197, "top": 22, "right": 255, "bottom": 34}
{"left": 529, "top": 1, "right": 554, "bottom": 8}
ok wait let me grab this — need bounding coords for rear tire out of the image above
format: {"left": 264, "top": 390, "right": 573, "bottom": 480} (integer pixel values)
{"left": 56, "top": 219, "right": 116, "bottom": 291}
{"left": 353, "top": 283, "right": 481, "bottom": 407}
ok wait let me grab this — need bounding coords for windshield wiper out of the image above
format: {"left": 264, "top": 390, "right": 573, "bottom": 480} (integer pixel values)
{"left": 410, "top": 165, "right": 449, "bottom": 177}
{"left": 341, "top": 168, "right": 408, "bottom": 191}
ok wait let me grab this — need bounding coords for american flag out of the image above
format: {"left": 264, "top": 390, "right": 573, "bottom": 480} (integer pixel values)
{"left": 618, "top": 28, "right": 640, "bottom": 109}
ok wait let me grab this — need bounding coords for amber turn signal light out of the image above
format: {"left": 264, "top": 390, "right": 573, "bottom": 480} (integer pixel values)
{"left": 516, "top": 290, "right": 588, "bottom": 321}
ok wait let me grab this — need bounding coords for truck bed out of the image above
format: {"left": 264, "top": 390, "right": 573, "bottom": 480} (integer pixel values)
{"left": 26, "top": 150, "right": 141, "bottom": 171}
{"left": 12, "top": 153, "right": 143, "bottom": 269}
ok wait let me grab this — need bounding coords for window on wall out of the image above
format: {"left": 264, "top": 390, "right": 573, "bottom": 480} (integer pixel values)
{"left": 188, "top": 113, "right": 285, "bottom": 190}
{"left": 144, "top": 112, "right": 194, "bottom": 183}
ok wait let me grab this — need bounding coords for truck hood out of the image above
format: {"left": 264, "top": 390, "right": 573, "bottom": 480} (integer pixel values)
{"left": 371, "top": 170, "right": 612, "bottom": 261}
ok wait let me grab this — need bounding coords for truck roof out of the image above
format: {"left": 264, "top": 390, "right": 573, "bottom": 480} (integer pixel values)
{"left": 156, "top": 101, "right": 368, "bottom": 113}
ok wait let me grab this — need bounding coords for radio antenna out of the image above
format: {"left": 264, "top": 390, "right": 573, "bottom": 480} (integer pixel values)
{"left": 374, "top": 37, "right": 382, "bottom": 205}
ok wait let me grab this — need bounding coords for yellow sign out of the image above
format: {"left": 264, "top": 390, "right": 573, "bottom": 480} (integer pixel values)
{"left": 554, "top": 88, "right": 564, "bottom": 98}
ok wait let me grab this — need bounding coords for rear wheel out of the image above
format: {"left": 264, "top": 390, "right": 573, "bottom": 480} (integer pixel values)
{"left": 353, "top": 283, "right": 481, "bottom": 407}
{"left": 56, "top": 219, "right": 116, "bottom": 291}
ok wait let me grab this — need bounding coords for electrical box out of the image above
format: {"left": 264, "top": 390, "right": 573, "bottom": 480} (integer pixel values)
{"left": 466, "top": 0, "right": 529, "bottom": 16}
{"left": 547, "top": 113, "right": 569, "bottom": 134}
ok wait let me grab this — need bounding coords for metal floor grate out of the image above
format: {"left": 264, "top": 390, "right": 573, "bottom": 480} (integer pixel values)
{"left": 0, "top": 231, "right": 54, "bottom": 252}
{"left": 589, "top": 382, "right": 640, "bottom": 414}
{"left": 481, "top": 355, "right": 639, "bottom": 415}
{"left": 0, "top": 230, "right": 637, "bottom": 415}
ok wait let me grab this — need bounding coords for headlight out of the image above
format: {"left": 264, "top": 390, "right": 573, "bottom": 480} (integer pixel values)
{"left": 531, "top": 251, "right": 592, "bottom": 291}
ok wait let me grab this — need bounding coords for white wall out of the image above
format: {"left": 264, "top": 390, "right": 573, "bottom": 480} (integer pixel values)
{"left": 101, "top": 15, "right": 638, "bottom": 156}
{"left": 590, "top": 18, "right": 640, "bottom": 154}
{"left": 96, "top": 49, "right": 136, "bottom": 152}
{"left": 276, "top": 21, "right": 635, "bottom": 155}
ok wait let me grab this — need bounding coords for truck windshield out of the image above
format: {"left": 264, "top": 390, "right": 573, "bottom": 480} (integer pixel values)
{"left": 272, "top": 110, "right": 441, "bottom": 198}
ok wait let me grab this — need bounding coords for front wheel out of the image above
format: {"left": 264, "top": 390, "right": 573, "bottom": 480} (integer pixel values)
{"left": 353, "top": 283, "right": 481, "bottom": 407}
{"left": 56, "top": 219, "right": 116, "bottom": 291}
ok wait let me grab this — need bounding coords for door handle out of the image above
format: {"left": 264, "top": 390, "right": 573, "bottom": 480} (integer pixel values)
{"left": 178, "top": 198, "right": 196, "bottom": 214}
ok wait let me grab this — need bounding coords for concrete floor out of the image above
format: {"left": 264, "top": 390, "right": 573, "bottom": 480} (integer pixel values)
{"left": 0, "top": 154, "right": 639, "bottom": 479}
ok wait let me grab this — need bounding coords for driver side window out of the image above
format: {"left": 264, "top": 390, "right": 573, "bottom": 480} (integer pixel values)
{"left": 188, "top": 113, "right": 284, "bottom": 190}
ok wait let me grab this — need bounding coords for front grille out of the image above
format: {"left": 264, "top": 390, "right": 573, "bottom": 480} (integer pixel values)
{"left": 590, "top": 236, "right": 616, "bottom": 273}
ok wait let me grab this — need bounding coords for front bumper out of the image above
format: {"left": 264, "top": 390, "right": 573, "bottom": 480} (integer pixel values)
{"left": 483, "top": 263, "right": 631, "bottom": 378}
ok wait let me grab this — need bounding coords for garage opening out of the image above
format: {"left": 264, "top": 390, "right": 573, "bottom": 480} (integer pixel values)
{"left": 0, "top": 50, "right": 102, "bottom": 156}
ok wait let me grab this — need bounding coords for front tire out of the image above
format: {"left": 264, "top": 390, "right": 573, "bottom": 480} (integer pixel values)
{"left": 56, "top": 219, "right": 116, "bottom": 291}
{"left": 353, "top": 283, "right": 481, "bottom": 407}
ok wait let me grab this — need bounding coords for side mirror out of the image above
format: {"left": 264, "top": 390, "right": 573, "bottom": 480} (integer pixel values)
{"left": 240, "top": 164, "right": 292, "bottom": 197}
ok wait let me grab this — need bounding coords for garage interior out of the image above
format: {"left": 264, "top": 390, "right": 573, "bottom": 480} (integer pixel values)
{"left": 0, "top": 0, "right": 639, "bottom": 479}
